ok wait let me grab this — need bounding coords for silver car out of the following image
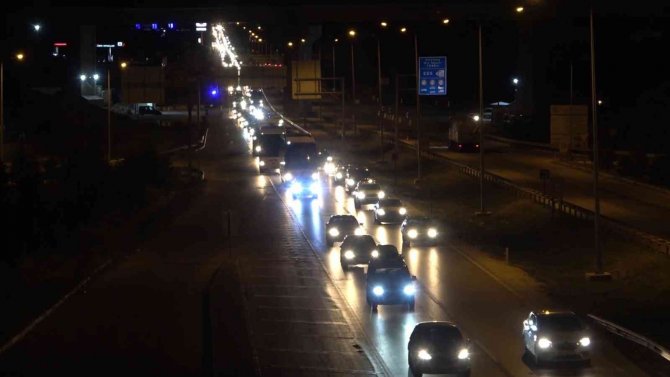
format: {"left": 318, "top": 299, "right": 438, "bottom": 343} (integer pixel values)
{"left": 522, "top": 310, "right": 591, "bottom": 365}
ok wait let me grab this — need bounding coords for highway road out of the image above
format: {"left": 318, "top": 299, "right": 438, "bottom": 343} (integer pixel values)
{"left": 0, "top": 108, "right": 652, "bottom": 377}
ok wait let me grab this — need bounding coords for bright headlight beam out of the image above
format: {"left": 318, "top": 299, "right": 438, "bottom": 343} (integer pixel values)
{"left": 371, "top": 249, "right": 379, "bottom": 258}
{"left": 408, "top": 229, "right": 418, "bottom": 239}
{"left": 344, "top": 250, "right": 355, "bottom": 259}
{"left": 417, "top": 349, "right": 432, "bottom": 360}
{"left": 399, "top": 207, "right": 407, "bottom": 215}
{"left": 427, "top": 228, "right": 438, "bottom": 238}
{"left": 328, "top": 228, "right": 339, "bottom": 237}
{"left": 403, "top": 283, "right": 416, "bottom": 295}
{"left": 579, "top": 337, "right": 591, "bottom": 347}
{"left": 457, "top": 348, "right": 470, "bottom": 360}
{"left": 372, "top": 286, "right": 384, "bottom": 296}
{"left": 538, "top": 338, "right": 552, "bottom": 349}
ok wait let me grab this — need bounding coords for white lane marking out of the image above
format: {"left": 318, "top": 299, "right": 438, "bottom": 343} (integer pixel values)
{"left": 0, "top": 258, "right": 113, "bottom": 356}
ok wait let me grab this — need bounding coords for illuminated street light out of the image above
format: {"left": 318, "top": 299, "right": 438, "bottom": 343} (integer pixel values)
{"left": 301, "top": 38, "right": 306, "bottom": 43}
{"left": 473, "top": 115, "right": 480, "bottom": 122}
{"left": 598, "top": 99, "right": 603, "bottom": 106}
{"left": 33, "top": 24, "right": 41, "bottom": 32}
{"left": 380, "top": 21, "right": 388, "bottom": 28}
{"left": 287, "top": 41, "right": 293, "bottom": 47}
{"left": 93, "top": 73, "right": 100, "bottom": 81}
{"left": 516, "top": 6, "right": 524, "bottom": 13}
{"left": 15, "top": 53, "right": 24, "bottom": 61}
{"left": 334, "top": 38, "right": 339, "bottom": 42}
{"left": 258, "top": 38, "right": 263, "bottom": 42}
{"left": 257, "top": 26, "right": 261, "bottom": 30}
{"left": 512, "top": 77, "right": 519, "bottom": 85}
{"left": 348, "top": 29, "right": 356, "bottom": 37}
{"left": 120, "top": 62, "right": 128, "bottom": 69}
{"left": 442, "top": 18, "right": 450, "bottom": 24}
{"left": 80, "top": 74, "right": 87, "bottom": 81}
{"left": 400, "top": 27, "right": 407, "bottom": 33}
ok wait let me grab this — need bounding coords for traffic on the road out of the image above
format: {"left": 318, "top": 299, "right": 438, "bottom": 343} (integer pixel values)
{"left": 226, "top": 85, "right": 641, "bottom": 377}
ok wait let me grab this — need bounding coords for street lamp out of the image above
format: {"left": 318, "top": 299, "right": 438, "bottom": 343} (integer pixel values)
{"left": 442, "top": 18, "right": 450, "bottom": 24}
{"left": 15, "top": 53, "right": 24, "bottom": 61}
{"left": 120, "top": 62, "right": 128, "bottom": 69}
{"left": 33, "top": 24, "right": 41, "bottom": 32}
{"left": 348, "top": 29, "right": 357, "bottom": 132}
{"left": 287, "top": 41, "right": 293, "bottom": 47}
{"left": 301, "top": 38, "right": 306, "bottom": 43}
{"left": 512, "top": 77, "right": 519, "bottom": 85}
{"left": 516, "top": 6, "right": 524, "bottom": 13}
{"left": 380, "top": 21, "right": 388, "bottom": 28}
{"left": 400, "top": 27, "right": 407, "bottom": 33}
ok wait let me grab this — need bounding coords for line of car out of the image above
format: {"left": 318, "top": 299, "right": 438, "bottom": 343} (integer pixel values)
{"left": 233, "top": 88, "right": 594, "bottom": 376}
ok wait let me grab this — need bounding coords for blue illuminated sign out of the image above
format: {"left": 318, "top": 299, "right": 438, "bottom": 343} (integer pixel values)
{"left": 418, "top": 56, "right": 447, "bottom": 96}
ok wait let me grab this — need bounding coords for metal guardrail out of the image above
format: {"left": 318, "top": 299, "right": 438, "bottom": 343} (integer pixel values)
{"left": 588, "top": 314, "right": 670, "bottom": 362}
{"left": 398, "top": 138, "right": 670, "bottom": 256}
{"left": 259, "top": 89, "right": 312, "bottom": 136}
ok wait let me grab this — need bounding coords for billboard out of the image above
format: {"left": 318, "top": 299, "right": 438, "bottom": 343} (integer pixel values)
{"left": 419, "top": 56, "right": 447, "bottom": 96}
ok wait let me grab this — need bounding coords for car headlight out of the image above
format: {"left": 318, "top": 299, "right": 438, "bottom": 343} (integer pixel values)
{"left": 408, "top": 229, "right": 418, "bottom": 239}
{"left": 259, "top": 160, "right": 265, "bottom": 167}
{"left": 357, "top": 192, "right": 365, "bottom": 200}
{"left": 290, "top": 182, "right": 303, "bottom": 193}
{"left": 280, "top": 161, "right": 286, "bottom": 165}
{"left": 346, "top": 178, "right": 355, "bottom": 186}
{"left": 284, "top": 173, "right": 293, "bottom": 181}
{"left": 328, "top": 228, "right": 340, "bottom": 237}
{"left": 403, "top": 283, "right": 416, "bottom": 295}
{"left": 377, "top": 191, "right": 385, "bottom": 199}
{"left": 372, "top": 286, "right": 384, "bottom": 296}
{"left": 427, "top": 228, "right": 438, "bottom": 238}
{"left": 255, "top": 145, "right": 261, "bottom": 152}
{"left": 344, "top": 250, "right": 355, "bottom": 259}
{"left": 371, "top": 249, "right": 379, "bottom": 258}
{"left": 376, "top": 208, "right": 386, "bottom": 216}
{"left": 310, "top": 182, "right": 319, "bottom": 194}
{"left": 354, "top": 227, "right": 365, "bottom": 236}
{"left": 538, "top": 338, "right": 552, "bottom": 349}
{"left": 579, "top": 337, "right": 591, "bottom": 347}
{"left": 335, "top": 172, "right": 343, "bottom": 179}
{"left": 399, "top": 207, "right": 407, "bottom": 215}
{"left": 417, "top": 349, "right": 432, "bottom": 360}
{"left": 457, "top": 348, "right": 470, "bottom": 360}
{"left": 311, "top": 172, "right": 319, "bottom": 180}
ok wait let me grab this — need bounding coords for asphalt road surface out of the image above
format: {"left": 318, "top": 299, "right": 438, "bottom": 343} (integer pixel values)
{"left": 0, "top": 110, "right": 652, "bottom": 377}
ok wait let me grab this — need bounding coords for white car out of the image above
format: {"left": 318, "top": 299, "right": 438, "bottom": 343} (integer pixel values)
{"left": 523, "top": 310, "right": 591, "bottom": 365}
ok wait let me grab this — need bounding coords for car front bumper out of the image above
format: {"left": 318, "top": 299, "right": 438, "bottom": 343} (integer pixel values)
{"left": 413, "top": 358, "right": 470, "bottom": 374}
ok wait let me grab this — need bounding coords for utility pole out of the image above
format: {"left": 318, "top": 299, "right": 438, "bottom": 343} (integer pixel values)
{"left": 107, "top": 68, "right": 112, "bottom": 164}
{"left": 476, "top": 21, "right": 490, "bottom": 216}
{"left": 589, "top": 8, "right": 606, "bottom": 279}
{"left": 394, "top": 74, "right": 399, "bottom": 186}
{"left": 377, "top": 38, "right": 384, "bottom": 161}
{"left": 0, "top": 62, "right": 4, "bottom": 163}
{"left": 350, "top": 42, "right": 357, "bottom": 134}
{"left": 414, "top": 32, "right": 421, "bottom": 181}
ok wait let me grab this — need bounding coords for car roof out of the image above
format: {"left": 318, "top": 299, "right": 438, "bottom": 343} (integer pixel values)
{"left": 533, "top": 310, "right": 577, "bottom": 318}
{"left": 328, "top": 215, "right": 357, "bottom": 221}
{"left": 378, "top": 198, "right": 402, "bottom": 205}
{"left": 414, "top": 321, "right": 460, "bottom": 332}
{"left": 406, "top": 216, "right": 433, "bottom": 222}
{"left": 342, "top": 234, "right": 375, "bottom": 242}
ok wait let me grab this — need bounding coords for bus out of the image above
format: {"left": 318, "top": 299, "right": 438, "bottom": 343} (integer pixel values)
{"left": 256, "top": 127, "right": 286, "bottom": 174}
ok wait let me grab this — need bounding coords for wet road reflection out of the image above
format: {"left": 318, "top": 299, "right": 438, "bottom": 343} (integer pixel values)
{"left": 267, "top": 173, "right": 647, "bottom": 377}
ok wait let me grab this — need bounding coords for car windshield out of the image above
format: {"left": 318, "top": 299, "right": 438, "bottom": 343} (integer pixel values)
{"left": 343, "top": 237, "right": 375, "bottom": 249}
{"left": 359, "top": 184, "right": 380, "bottom": 191}
{"left": 539, "top": 314, "right": 584, "bottom": 332}
{"left": 379, "top": 199, "right": 402, "bottom": 207}
{"left": 420, "top": 327, "right": 463, "bottom": 346}
{"left": 333, "top": 217, "right": 359, "bottom": 227}
{"left": 373, "top": 267, "right": 407, "bottom": 277}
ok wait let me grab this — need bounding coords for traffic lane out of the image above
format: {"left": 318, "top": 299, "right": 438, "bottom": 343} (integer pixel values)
{"left": 271, "top": 176, "right": 508, "bottom": 377}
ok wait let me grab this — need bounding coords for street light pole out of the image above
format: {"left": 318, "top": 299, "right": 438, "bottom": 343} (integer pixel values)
{"left": 107, "top": 68, "right": 111, "bottom": 164}
{"left": 414, "top": 31, "right": 421, "bottom": 181}
{"left": 0, "top": 62, "right": 4, "bottom": 163}
{"left": 590, "top": 8, "right": 603, "bottom": 275}
{"left": 377, "top": 37, "right": 384, "bottom": 161}
{"left": 477, "top": 20, "right": 488, "bottom": 215}
{"left": 350, "top": 41, "right": 356, "bottom": 134}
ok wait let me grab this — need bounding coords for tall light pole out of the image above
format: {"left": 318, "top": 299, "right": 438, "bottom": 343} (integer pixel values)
{"left": 414, "top": 31, "right": 421, "bottom": 181}
{"left": 377, "top": 23, "right": 385, "bottom": 161}
{"left": 0, "top": 62, "right": 4, "bottom": 163}
{"left": 348, "top": 29, "right": 357, "bottom": 134}
{"left": 332, "top": 39, "right": 338, "bottom": 90}
{"left": 107, "top": 68, "right": 111, "bottom": 164}
{"left": 476, "top": 20, "right": 489, "bottom": 215}
{"left": 589, "top": 8, "right": 606, "bottom": 278}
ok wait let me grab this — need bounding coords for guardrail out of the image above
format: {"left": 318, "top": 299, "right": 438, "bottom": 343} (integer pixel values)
{"left": 588, "top": 314, "right": 670, "bottom": 362}
{"left": 398, "top": 138, "right": 670, "bottom": 256}
{"left": 260, "top": 89, "right": 312, "bottom": 136}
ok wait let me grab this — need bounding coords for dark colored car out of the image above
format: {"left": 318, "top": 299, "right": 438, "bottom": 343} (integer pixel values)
{"left": 344, "top": 166, "right": 372, "bottom": 193}
{"left": 326, "top": 215, "right": 364, "bottom": 246}
{"left": 408, "top": 322, "right": 471, "bottom": 377}
{"left": 522, "top": 310, "right": 591, "bottom": 365}
{"left": 367, "top": 245, "right": 402, "bottom": 272}
{"left": 366, "top": 256, "right": 415, "bottom": 312}
{"left": 373, "top": 198, "right": 407, "bottom": 224}
{"left": 401, "top": 217, "right": 441, "bottom": 247}
{"left": 340, "top": 235, "right": 378, "bottom": 271}
{"left": 353, "top": 182, "right": 385, "bottom": 209}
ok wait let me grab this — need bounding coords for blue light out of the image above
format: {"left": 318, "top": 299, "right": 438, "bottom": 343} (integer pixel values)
{"left": 151, "top": 23, "right": 158, "bottom": 30}
{"left": 211, "top": 89, "right": 218, "bottom": 96}
{"left": 135, "top": 23, "right": 141, "bottom": 30}
{"left": 167, "top": 22, "right": 175, "bottom": 29}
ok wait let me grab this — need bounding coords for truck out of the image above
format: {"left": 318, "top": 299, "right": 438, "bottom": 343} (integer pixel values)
{"left": 255, "top": 127, "right": 286, "bottom": 174}
{"left": 448, "top": 116, "right": 480, "bottom": 152}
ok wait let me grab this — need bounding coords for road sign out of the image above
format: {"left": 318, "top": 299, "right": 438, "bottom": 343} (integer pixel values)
{"left": 418, "top": 56, "right": 447, "bottom": 96}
